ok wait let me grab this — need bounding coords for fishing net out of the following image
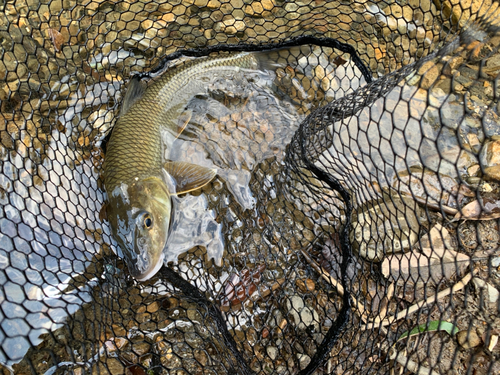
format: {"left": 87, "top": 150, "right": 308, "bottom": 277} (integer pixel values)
{"left": 1, "top": 0, "right": 500, "bottom": 374}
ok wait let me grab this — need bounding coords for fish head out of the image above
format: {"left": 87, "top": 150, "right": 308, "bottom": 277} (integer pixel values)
{"left": 107, "top": 177, "right": 172, "bottom": 281}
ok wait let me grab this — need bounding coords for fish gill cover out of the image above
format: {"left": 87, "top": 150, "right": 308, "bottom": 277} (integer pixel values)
{"left": 0, "top": 0, "right": 499, "bottom": 374}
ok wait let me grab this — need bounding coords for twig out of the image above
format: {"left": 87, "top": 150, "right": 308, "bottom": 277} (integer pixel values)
{"left": 362, "top": 271, "right": 474, "bottom": 330}
{"left": 299, "top": 248, "right": 368, "bottom": 321}
{"left": 401, "top": 192, "right": 459, "bottom": 216}
{"left": 220, "top": 277, "right": 286, "bottom": 312}
{"left": 300, "top": 248, "right": 344, "bottom": 295}
{"left": 377, "top": 282, "right": 395, "bottom": 324}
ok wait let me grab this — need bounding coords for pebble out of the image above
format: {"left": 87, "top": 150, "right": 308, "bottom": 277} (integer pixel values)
{"left": 297, "top": 353, "right": 311, "bottom": 369}
{"left": 261, "top": 0, "right": 275, "bottom": 10}
{"left": 267, "top": 346, "right": 277, "bottom": 360}
{"left": 418, "top": 61, "right": 441, "bottom": 90}
{"left": 457, "top": 330, "right": 482, "bottom": 349}
{"left": 112, "top": 324, "right": 127, "bottom": 337}
{"left": 484, "top": 334, "right": 499, "bottom": 352}
{"left": 147, "top": 301, "right": 160, "bottom": 313}
{"left": 286, "top": 295, "right": 320, "bottom": 330}
{"left": 440, "top": 101, "right": 465, "bottom": 130}
{"left": 131, "top": 341, "right": 151, "bottom": 356}
{"left": 443, "top": 56, "right": 464, "bottom": 75}
{"left": 207, "top": 0, "right": 221, "bottom": 8}
{"left": 467, "top": 164, "right": 481, "bottom": 177}
{"left": 473, "top": 277, "right": 500, "bottom": 304}
{"left": 479, "top": 139, "right": 500, "bottom": 181}
{"left": 480, "top": 139, "right": 500, "bottom": 165}
{"left": 296, "top": 278, "right": 315, "bottom": 293}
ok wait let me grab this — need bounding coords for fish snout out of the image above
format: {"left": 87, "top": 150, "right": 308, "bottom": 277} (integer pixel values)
{"left": 135, "top": 251, "right": 165, "bottom": 281}
{"left": 121, "top": 249, "right": 149, "bottom": 279}
{"left": 135, "top": 248, "right": 151, "bottom": 274}
{"left": 121, "top": 243, "right": 164, "bottom": 281}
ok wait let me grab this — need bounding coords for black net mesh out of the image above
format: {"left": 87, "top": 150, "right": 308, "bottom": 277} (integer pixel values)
{"left": 1, "top": 0, "right": 500, "bottom": 374}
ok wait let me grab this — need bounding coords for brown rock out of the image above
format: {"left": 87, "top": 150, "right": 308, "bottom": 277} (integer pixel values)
{"left": 132, "top": 341, "right": 151, "bottom": 356}
{"left": 112, "top": 324, "right": 127, "bottom": 337}
{"left": 467, "top": 164, "right": 481, "bottom": 177}
{"left": 484, "top": 166, "right": 500, "bottom": 181}
{"left": 481, "top": 139, "right": 500, "bottom": 165}
{"left": 296, "top": 278, "right": 315, "bottom": 293}
{"left": 443, "top": 56, "right": 464, "bottom": 75}
{"left": 480, "top": 140, "right": 500, "bottom": 180}
{"left": 457, "top": 330, "right": 482, "bottom": 349}
{"left": 261, "top": 0, "right": 275, "bottom": 10}
{"left": 418, "top": 61, "right": 441, "bottom": 90}
{"left": 98, "top": 358, "right": 125, "bottom": 374}
{"left": 114, "top": 337, "right": 129, "bottom": 350}
{"left": 207, "top": 0, "right": 221, "bottom": 8}
{"left": 147, "top": 301, "right": 160, "bottom": 313}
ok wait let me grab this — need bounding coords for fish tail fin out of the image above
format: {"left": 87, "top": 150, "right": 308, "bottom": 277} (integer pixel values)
{"left": 254, "top": 45, "right": 313, "bottom": 71}
{"left": 120, "top": 76, "right": 146, "bottom": 117}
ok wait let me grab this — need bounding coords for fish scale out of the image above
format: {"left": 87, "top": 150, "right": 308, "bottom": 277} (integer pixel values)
{"left": 104, "top": 100, "right": 164, "bottom": 191}
{"left": 103, "top": 52, "right": 260, "bottom": 193}
{"left": 102, "top": 51, "right": 262, "bottom": 280}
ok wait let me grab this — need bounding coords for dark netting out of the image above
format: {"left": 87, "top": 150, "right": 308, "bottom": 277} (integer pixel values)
{"left": 1, "top": 0, "right": 499, "bottom": 374}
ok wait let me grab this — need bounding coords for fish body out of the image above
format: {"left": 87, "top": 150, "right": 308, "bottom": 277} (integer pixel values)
{"left": 103, "top": 52, "right": 262, "bottom": 280}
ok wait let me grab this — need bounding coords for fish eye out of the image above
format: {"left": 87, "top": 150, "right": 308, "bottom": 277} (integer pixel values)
{"left": 143, "top": 214, "right": 153, "bottom": 229}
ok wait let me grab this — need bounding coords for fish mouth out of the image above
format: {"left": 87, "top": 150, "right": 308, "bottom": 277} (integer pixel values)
{"left": 124, "top": 251, "right": 165, "bottom": 281}
{"left": 135, "top": 252, "right": 165, "bottom": 281}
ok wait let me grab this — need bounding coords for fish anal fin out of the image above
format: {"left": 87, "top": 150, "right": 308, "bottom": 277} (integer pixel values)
{"left": 163, "top": 161, "right": 217, "bottom": 195}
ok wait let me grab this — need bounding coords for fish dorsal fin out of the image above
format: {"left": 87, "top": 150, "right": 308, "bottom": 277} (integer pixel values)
{"left": 120, "top": 76, "right": 146, "bottom": 116}
{"left": 163, "top": 161, "right": 217, "bottom": 195}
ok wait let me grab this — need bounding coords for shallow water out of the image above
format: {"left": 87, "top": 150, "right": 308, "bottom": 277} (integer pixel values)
{"left": 0, "top": 0, "right": 496, "bottom": 373}
{"left": 320, "top": 79, "right": 479, "bottom": 207}
{"left": 0, "top": 34, "right": 366, "bottom": 363}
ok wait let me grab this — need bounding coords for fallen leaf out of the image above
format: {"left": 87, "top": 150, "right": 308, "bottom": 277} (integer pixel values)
{"left": 333, "top": 56, "right": 347, "bottom": 66}
{"left": 487, "top": 335, "right": 498, "bottom": 351}
{"left": 398, "top": 321, "right": 458, "bottom": 342}
{"left": 220, "top": 264, "right": 265, "bottom": 309}
{"left": 47, "top": 28, "right": 65, "bottom": 52}
{"left": 381, "top": 251, "right": 469, "bottom": 284}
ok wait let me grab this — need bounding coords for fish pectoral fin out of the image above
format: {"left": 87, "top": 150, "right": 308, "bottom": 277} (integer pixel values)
{"left": 120, "top": 76, "right": 146, "bottom": 117}
{"left": 163, "top": 161, "right": 217, "bottom": 195}
{"left": 99, "top": 202, "right": 108, "bottom": 222}
{"left": 176, "top": 109, "right": 192, "bottom": 138}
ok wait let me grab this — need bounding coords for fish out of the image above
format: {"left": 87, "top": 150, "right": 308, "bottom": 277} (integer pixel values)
{"left": 102, "top": 51, "right": 275, "bottom": 281}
